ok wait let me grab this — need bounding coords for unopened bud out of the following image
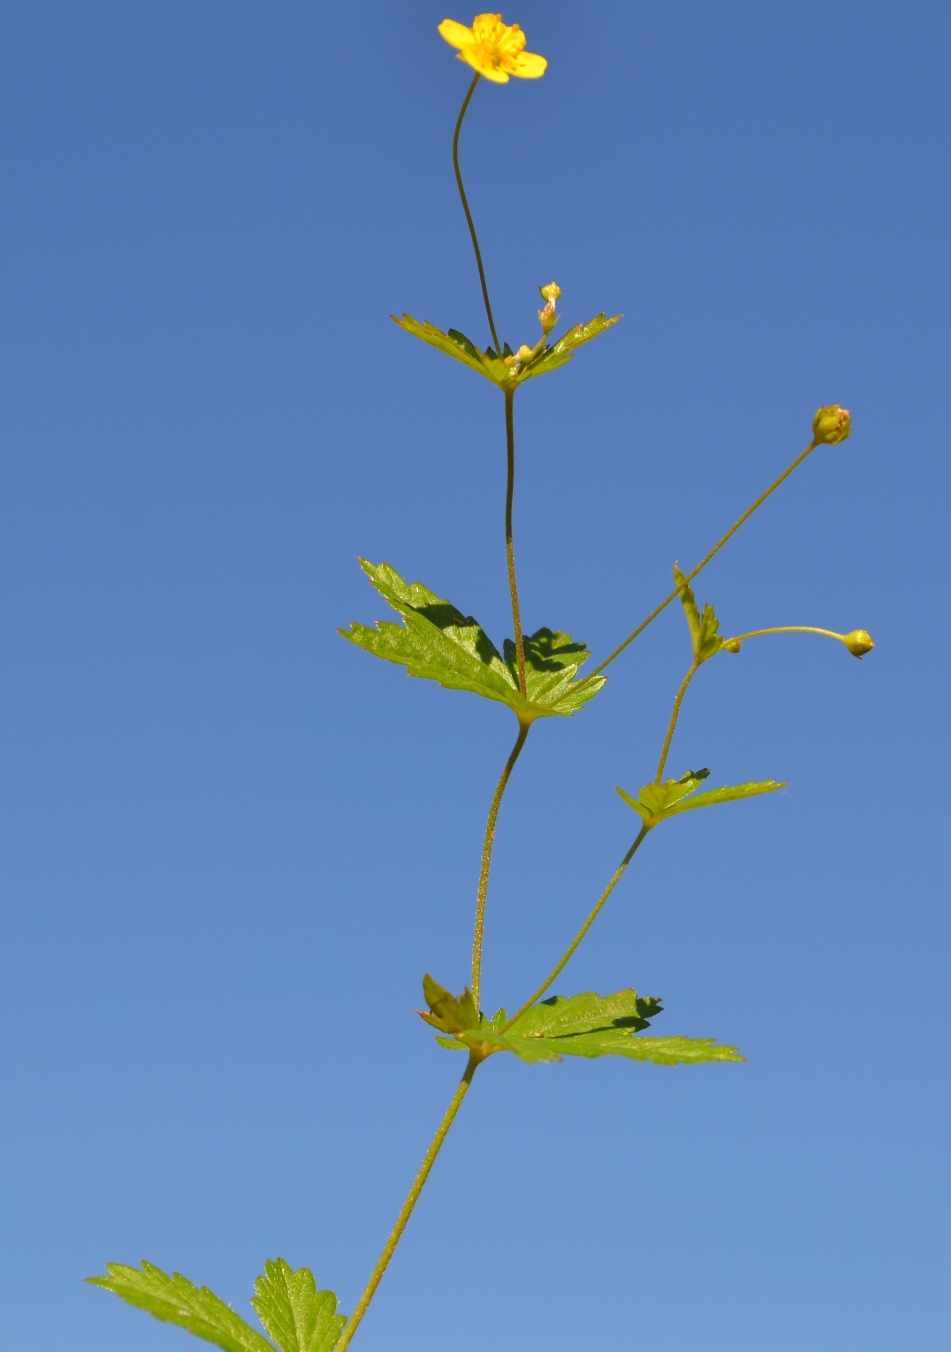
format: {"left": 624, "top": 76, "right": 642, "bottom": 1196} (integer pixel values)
{"left": 812, "top": 405, "right": 852, "bottom": 445}
{"left": 538, "top": 280, "right": 562, "bottom": 335}
{"left": 843, "top": 629, "right": 874, "bottom": 658}
{"left": 723, "top": 637, "right": 742, "bottom": 654}
{"left": 515, "top": 344, "right": 534, "bottom": 362}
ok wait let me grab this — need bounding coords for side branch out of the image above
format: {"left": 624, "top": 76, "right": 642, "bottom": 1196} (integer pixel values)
{"left": 588, "top": 438, "right": 820, "bottom": 678}
{"left": 504, "top": 825, "right": 650, "bottom": 1030}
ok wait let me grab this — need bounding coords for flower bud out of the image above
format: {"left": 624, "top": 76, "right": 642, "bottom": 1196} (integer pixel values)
{"left": 515, "top": 344, "right": 534, "bottom": 362}
{"left": 812, "top": 405, "right": 852, "bottom": 445}
{"left": 843, "top": 629, "right": 874, "bottom": 658}
{"left": 723, "top": 637, "right": 742, "bottom": 654}
{"left": 538, "top": 280, "right": 562, "bottom": 335}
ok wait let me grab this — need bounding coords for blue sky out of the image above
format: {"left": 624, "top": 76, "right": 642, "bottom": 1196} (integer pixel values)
{"left": 0, "top": 4, "right": 948, "bottom": 1350}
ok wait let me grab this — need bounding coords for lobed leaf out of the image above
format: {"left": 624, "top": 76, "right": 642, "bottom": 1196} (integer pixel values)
{"left": 88, "top": 1262, "right": 278, "bottom": 1352}
{"left": 618, "top": 769, "right": 785, "bottom": 827}
{"left": 392, "top": 312, "right": 621, "bottom": 390}
{"left": 339, "top": 560, "right": 605, "bottom": 721}
{"left": 431, "top": 989, "right": 742, "bottom": 1067}
{"left": 419, "top": 974, "right": 480, "bottom": 1035}
{"left": 252, "top": 1259, "right": 347, "bottom": 1352}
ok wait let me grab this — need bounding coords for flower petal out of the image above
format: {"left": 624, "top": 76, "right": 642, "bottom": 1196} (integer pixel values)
{"left": 459, "top": 48, "right": 510, "bottom": 80}
{"left": 507, "top": 50, "right": 547, "bottom": 78}
{"left": 437, "top": 18, "right": 473, "bottom": 49}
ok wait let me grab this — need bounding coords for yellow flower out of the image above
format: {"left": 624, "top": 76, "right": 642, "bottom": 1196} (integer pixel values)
{"left": 438, "top": 14, "right": 547, "bottom": 83}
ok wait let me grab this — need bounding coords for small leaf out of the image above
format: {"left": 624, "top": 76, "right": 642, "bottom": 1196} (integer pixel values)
{"left": 431, "top": 989, "right": 742, "bottom": 1067}
{"left": 339, "top": 561, "right": 605, "bottom": 721}
{"left": 673, "top": 565, "right": 723, "bottom": 663}
{"left": 392, "top": 312, "right": 621, "bottom": 390}
{"left": 518, "top": 313, "right": 623, "bottom": 382}
{"left": 419, "top": 975, "right": 480, "bottom": 1035}
{"left": 251, "top": 1260, "right": 346, "bottom": 1352}
{"left": 88, "top": 1262, "right": 277, "bottom": 1352}
{"left": 618, "top": 770, "right": 784, "bottom": 827}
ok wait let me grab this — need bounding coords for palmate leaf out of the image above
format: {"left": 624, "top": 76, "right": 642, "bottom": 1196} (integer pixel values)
{"left": 392, "top": 312, "right": 621, "bottom": 390}
{"left": 618, "top": 768, "right": 786, "bottom": 828}
{"left": 89, "top": 1260, "right": 347, "bottom": 1352}
{"left": 252, "top": 1260, "right": 347, "bottom": 1352}
{"left": 673, "top": 563, "right": 723, "bottom": 663}
{"left": 423, "top": 982, "right": 742, "bottom": 1068}
{"left": 339, "top": 560, "right": 605, "bottom": 722}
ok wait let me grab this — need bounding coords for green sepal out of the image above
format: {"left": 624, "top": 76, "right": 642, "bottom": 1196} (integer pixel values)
{"left": 392, "top": 312, "right": 621, "bottom": 391}
{"left": 88, "top": 1262, "right": 280, "bottom": 1352}
{"left": 339, "top": 560, "right": 605, "bottom": 722}
{"left": 251, "top": 1259, "right": 347, "bottom": 1352}
{"left": 419, "top": 974, "right": 480, "bottom": 1035}
{"left": 617, "top": 768, "right": 785, "bottom": 828}
{"left": 673, "top": 564, "right": 723, "bottom": 663}
{"left": 431, "top": 989, "right": 743, "bottom": 1067}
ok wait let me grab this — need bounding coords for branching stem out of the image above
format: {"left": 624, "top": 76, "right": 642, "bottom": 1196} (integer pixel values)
{"left": 452, "top": 72, "right": 501, "bottom": 353}
{"left": 504, "top": 825, "right": 650, "bottom": 1031}
{"left": 335, "top": 1056, "right": 479, "bottom": 1352}
{"left": 588, "top": 439, "right": 820, "bottom": 678}
{"left": 655, "top": 662, "right": 700, "bottom": 782}
{"left": 472, "top": 719, "right": 530, "bottom": 1009}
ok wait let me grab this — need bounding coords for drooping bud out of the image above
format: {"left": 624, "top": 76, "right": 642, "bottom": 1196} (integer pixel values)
{"left": 843, "top": 629, "right": 874, "bottom": 658}
{"left": 538, "top": 280, "right": 562, "bottom": 335}
{"left": 723, "top": 637, "right": 742, "bottom": 654}
{"left": 812, "top": 405, "right": 852, "bottom": 445}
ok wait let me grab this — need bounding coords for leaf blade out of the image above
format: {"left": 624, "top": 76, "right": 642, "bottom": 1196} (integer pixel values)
{"left": 251, "top": 1259, "right": 347, "bottom": 1352}
{"left": 88, "top": 1262, "right": 276, "bottom": 1352}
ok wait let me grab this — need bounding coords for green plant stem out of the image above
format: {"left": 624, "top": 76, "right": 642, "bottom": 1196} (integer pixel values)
{"left": 588, "top": 438, "right": 820, "bottom": 679}
{"left": 472, "top": 719, "right": 530, "bottom": 1009}
{"left": 452, "top": 72, "right": 500, "bottom": 353}
{"left": 504, "top": 825, "right": 650, "bottom": 1031}
{"left": 726, "top": 625, "right": 850, "bottom": 645}
{"left": 505, "top": 390, "right": 528, "bottom": 697}
{"left": 655, "top": 662, "right": 699, "bottom": 782}
{"left": 335, "top": 1056, "right": 479, "bottom": 1352}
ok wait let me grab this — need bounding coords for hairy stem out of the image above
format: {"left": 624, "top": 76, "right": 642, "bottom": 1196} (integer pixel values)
{"left": 336, "top": 1056, "right": 479, "bottom": 1352}
{"left": 472, "top": 720, "right": 530, "bottom": 1009}
{"left": 452, "top": 72, "right": 501, "bottom": 353}
{"left": 588, "top": 438, "right": 820, "bottom": 678}
{"left": 655, "top": 662, "right": 699, "bottom": 782}
{"left": 504, "top": 825, "right": 650, "bottom": 1030}
{"left": 505, "top": 390, "right": 528, "bottom": 697}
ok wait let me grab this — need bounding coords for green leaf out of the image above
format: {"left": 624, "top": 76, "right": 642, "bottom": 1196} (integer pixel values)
{"left": 617, "top": 769, "right": 785, "bottom": 827}
{"left": 339, "top": 560, "right": 605, "bottom": 721}
{"left": 431, "top": 989, "right": 742, "bottom": 1067}
{"left": 418, "top": 974, "right": 480, "bottom": 1035}
{"left": 391, "top": 315, "right": 509, "bottom": 385}
{"left": 517, "top": 313, "right": 623, "bottom": 382}
{"left": 392, "top": 312, "right": 621, "bottom": 390}
{"left": 88, "top": 1262, "right": 277, "bottom": 1352}
{"left": 673, "top": 564, "right": 723, "bottom": 663}
{"left": 251, "top": 1260, "right": 347, "bottom": 1352}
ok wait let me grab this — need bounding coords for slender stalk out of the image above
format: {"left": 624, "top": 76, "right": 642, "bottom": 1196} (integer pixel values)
{"left": 504, "top": 826, "right": 650, "bottom": 1031}
{"left": 655, "top": 662, "right": 699, "bottom": 783}
{"left": 726, "top": 625, "right": 850, "bottom": 645}
{"left": 452, "top": 72, "right": 501, "bottom": 353}
{"left": 587, "top": 439, "right": 820, "bottom": 679}
{"left": 335, "top": 1057, "right": 479, "bottom": 1352}
{"left": 472, "top": 719, "right": 530, "bottom": 1009}
{"left": 505, "top": 390, "right": 528, "bottom": 697}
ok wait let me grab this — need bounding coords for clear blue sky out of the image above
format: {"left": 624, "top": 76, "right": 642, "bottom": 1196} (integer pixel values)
{"left": 1, "top": 4, "right": 948, "bottom": 1350}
